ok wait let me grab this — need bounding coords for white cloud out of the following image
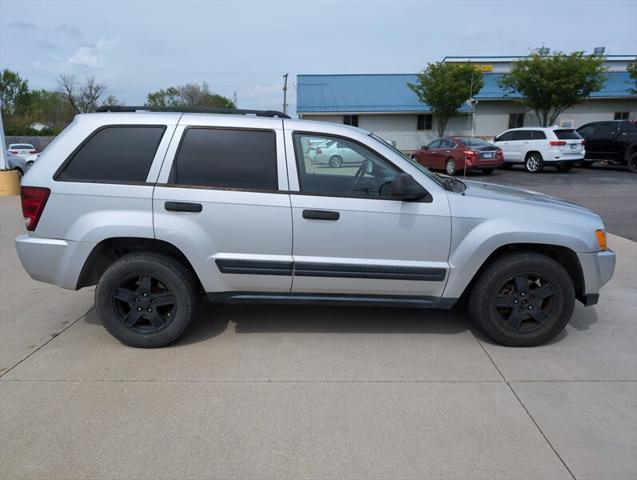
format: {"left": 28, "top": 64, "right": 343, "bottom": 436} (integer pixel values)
{"left": 68, "top": 37, "right": 118, "bottom": 67}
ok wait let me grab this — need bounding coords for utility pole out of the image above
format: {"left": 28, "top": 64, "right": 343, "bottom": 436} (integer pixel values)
{"left": 282, "top": 73, "right": 288, "bottom": 115}
{"left": 0, "top": 101, "right": 7, "bottom": 170}
{"left": 233, "top": 91, "right": 238, "bottom": 108}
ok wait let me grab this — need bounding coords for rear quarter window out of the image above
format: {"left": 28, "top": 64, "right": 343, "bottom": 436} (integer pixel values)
{"left": 531, "top": 131, "right": 547, "bottom": 140}
{"left": 57, "top": 126, "right": 166, "bottom": 183}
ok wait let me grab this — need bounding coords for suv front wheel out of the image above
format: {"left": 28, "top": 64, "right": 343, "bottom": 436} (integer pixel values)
{"left": 95, "top": 253, "right": 197, "bottom": 347}
{"left": 469, "top": 252, "right": 575, "bottom": 347}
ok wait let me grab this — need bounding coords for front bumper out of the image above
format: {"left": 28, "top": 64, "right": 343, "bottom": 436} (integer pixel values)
{"left": 15, "top": 234, "right": 95, "bottom": 290}
{"left": 576, "top": 249, "right": 616, "bottom": 301}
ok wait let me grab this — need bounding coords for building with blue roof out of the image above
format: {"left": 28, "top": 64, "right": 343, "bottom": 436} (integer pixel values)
{"left": 297, "top": 55, "right": 637, "bottom": 151}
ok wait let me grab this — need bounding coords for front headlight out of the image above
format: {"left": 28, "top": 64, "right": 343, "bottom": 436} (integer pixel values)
{"left": 595, "top": 229, "right": 607, "bottom": 251}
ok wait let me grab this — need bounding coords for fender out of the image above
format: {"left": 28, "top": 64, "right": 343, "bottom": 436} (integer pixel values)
{"left": 442, "top": 217, "right": 596, "bottom": 299}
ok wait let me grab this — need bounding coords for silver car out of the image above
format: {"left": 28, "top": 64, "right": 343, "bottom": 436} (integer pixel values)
{"left": 15, "top": 107, "right": 615, "bottom": 348}
{"left": 6, "top": 152, "right": 38, "bottom": 178}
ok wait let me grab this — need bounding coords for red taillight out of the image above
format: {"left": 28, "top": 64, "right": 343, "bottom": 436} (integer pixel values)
{"left": 29, "top": 149, "right": 37, "bottom": 154}
{"left": 464, "top": 150, "right": 478, "bottom": 159}
{"left": 550, "top": 140, "right": 567, "bottom": 146}
{"left": 10, "top": 150, "right": 18, "bottom": 154}
{"left": 581, "top": 140, "right": 586, "bottom": 145}
{"left": 20, "top": 187, "right": 50, "bottom": 231}
{"left": 316, "top": 147, "right": 322, "bottom": 155}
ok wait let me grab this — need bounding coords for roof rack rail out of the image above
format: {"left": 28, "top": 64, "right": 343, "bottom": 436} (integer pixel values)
{"left": 94, "top": 105, "right": 290, "bottom": 119}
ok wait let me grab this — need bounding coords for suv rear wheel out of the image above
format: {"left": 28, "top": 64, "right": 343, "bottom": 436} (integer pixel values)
{"left": 628, "top": 152, "right": 637, "bottom": 173}
{"left": 445, "top": 158, "right": 457, "bottom": 176}
{"left": 524, "top": 153, "right": 544, "bottom": 173}
{"left": 468, "top": 252, "right": 574, "bottom": 347}
{"left": 95, "top": 253, "right": 197, "bottom": 347}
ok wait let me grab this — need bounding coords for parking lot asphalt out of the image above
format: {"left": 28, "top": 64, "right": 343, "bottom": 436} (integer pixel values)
{"left": 459, "top": 163, "right": 637, "bottom": 241}
{"left": 1, "top": 182, "right": 637, "bottom": 479}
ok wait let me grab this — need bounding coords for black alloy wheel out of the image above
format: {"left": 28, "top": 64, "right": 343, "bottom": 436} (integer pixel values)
{"left": 95, "top": 253, "right": 197, "bottom": 348}
{"left": 112, "top": 273, "right": 175, "bottom": 333}
{"left": 492, "top": 273, "right": 556, "bottom": 332}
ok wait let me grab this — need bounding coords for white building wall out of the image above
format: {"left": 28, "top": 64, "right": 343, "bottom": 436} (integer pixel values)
{"left": 300, "top": 98, "right": 637, "bottom": 152}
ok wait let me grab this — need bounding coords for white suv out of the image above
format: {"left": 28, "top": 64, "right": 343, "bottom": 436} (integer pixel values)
{"left": 493, "top": 127, "right": 585, "bottom": 173}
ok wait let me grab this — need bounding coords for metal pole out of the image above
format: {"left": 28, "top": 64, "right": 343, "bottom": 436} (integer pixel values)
{"left": 0, "top": 101, "right": 7, "bottom": 170}
{"left": 282, "top": 73, "right": 288, "bottom": 115}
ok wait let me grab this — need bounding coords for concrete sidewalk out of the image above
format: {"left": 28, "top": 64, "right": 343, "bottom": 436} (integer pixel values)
{"left": 1, "top": 195, "right": 636, "bottom": 479}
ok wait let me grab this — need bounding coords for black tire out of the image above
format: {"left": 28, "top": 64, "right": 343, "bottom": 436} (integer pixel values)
{"left": 445, "top": 158, "right": 457, "bottom": 176}
{"left": 580, "top": 160, "right": 594, "bottom": 168}
{"left": 556, "top": 164, "right": 573, "bottom": 172}
{"left": 95, "top": 253, "right": 197, "bottom": 348}
{"left": 13, "top": 168, "right": 23, "bottom": 179}
{"left": 482, "top": 168, "right": 494, "bottom": 175}
{"left": 329, "top": 155, "right": 343, "bottom": 168}
{"left": 628, "top": 152, "right": 637, "bottom": 173}
{"left": 524, "top": 153, "right": 544, "bottom": 173}
{"left": 501, "top": 163, "right": 513, "bottom": 169}
{"left": 468, "top": 252, "right": 574, "bottom": 347}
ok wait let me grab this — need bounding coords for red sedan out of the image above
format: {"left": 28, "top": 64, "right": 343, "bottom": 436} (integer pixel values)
{"left": 411, "top": 137, "right": 503, "bottom": 176}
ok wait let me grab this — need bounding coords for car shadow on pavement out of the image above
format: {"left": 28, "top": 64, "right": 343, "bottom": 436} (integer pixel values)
{"left": 174, "top": 301, "right": 471, "bottom": 345}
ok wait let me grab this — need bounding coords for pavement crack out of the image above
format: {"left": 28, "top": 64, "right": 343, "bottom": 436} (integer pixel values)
{"left": 0, "top": 307, "right": 94, "bottom": 379}
{"left": 472, "top": 333, "right": 577, "bottom": 480}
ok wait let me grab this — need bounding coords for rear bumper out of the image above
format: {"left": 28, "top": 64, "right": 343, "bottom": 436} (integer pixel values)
{"left": 15, "top": 234, "right": 95, "bottom": 290}
{"left": 576, "top": 249, "right": 616, "bottom": 298}
{"left": 467, "top": 160, "right": 503, "bottom": 169}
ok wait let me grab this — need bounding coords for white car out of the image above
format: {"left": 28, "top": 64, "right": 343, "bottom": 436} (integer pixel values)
{"left": 307, "top": 138, "right": 366, "bottom": 168}
{"left": 493, "top": 127, "right": 585, "bottom": 173}
{"left": 8, "top": 143, "right": 38, "bottom": 157}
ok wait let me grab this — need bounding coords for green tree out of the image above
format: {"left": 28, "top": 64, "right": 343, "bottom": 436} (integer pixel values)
{"left": 408, "top": 63, "right": 483, "bottom": 137}
{"left": 146, "top": 82, "right": 235, "bottom": 109}
{"left": 0, "top": 69, "right": 30, "bottom": 115}
{"left": 500, "top": 52, "right": 606, "bottom": 126}
{"left": 627, "top": 61, "right": 637, "bottom": 94}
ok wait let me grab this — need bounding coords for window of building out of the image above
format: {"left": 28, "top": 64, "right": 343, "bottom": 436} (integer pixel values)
{"left": 343, "top": 115, "right": 359, "bottom": 127}
{"left": 417, "top": 114, "right": 433, "bottom": 131}
{"left": 614, "top": 112, "right": 629, "bottom": 120}
{"left": 508, "top": 113, "right": 525, "bottom": 129}
{"left": 293, "top": 133, "right": 400, "bottom": 199}
{"left": 57, "top": 126, "right": 166, "bottom": 183}
{"left": 171, "top": 128, "right": 278, "bottom": 191}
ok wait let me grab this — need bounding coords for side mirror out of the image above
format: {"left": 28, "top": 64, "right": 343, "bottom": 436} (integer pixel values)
{"left": 391, "top": 173, "right": 429, "bottom": 201}
{"left": 421, "top": 145, "right": 428, "bottom": 150}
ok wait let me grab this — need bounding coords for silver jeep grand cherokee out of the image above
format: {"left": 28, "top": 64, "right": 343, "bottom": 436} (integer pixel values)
{"left": 15, "top": 107, "right": 616, "bottom": 348}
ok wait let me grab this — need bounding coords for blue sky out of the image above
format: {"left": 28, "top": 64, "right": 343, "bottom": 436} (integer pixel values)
{"left": 1, "top": 0, "right": 636, "bottom": 114}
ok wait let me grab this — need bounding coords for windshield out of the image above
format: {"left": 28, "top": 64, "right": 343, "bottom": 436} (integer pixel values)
{"left": 368, "top": 133, "right": 446, "bottom": 188}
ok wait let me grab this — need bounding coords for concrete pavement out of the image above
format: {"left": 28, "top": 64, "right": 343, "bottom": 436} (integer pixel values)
{"left": 1, "top": 194, "right": 636, "bottom": 479}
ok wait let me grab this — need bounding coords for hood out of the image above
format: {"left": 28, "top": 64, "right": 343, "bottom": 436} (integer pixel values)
{"left": 461, "top": 180, "right": 591, "bottom": 213}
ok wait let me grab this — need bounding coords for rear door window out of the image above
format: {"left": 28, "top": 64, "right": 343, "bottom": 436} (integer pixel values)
{"left": 57, "top": 126, "right": 166, "bottom": 183}
{"left": 512, "top": 130, "right": 533, "bottom": 141}
{"left": 594, "top": 123, "right": 619, "bottom": 137}
{"left": 171, "top": 127, "right": 278, "bottom": 191}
